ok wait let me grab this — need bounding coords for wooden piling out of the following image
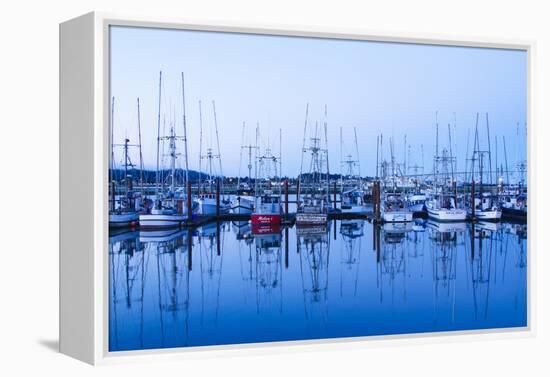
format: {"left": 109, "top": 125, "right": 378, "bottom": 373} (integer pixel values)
{"left": 333, "top": 181, "right": 337, "bottom": 210}
{"left": 296, "top": 179, "right": 300, "bottom": 208}
{"left": 284, "top": 227, "right": 289, "bottom": 269}
{"left": 110, "top": 181, "right": 116, "bottom": 212}
{"left": 284, "top": 179, "right": 289, "bottom": 218}
{"left": 470, "top": 178, "right": 476, "bottom": 220}
{"left": 187, "top": 181, "right": 192, "bottom": 219}
{"left": 216, "top": 222, "right": 221, "bottom": 256}
{"left": 216, "top": 178, "right": 221, "bottom": 217}
{"left": 187, "top": 229, "right": 193, "bottom": 271}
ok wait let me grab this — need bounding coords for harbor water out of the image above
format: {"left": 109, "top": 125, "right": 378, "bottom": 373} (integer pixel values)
{"left": 109, "top": 219, "right": 527, "bottom": 352}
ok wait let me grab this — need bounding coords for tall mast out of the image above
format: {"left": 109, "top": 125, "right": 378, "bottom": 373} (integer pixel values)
{"left": 354, "top": 127, "right": 361, "bottom": 177}
{"left": 254, "top": 124, "right": 259, "bottom": 210}
{"left": 375, "top": 134, "right": 379, "bottom": 179}
{"left": 324, "top": 105, "right": 330, "bottom": 201}
{"left": 279, "top": 128, "right": 282, "bottom": 180}
{"left": 434, "top": 111, "right": 439, "bottom": 177}
{"left": 485, "top": 113, "right": 492, "bottom": 187}
{"left": 339, "top": 127, "right": 344, "bottom": 190}
{"left": 155, "top": 71, "right": 162, "bottom": 197}
{"left": 136, "top": 98, "right": 144, "bottom": 195}
{"left": 403, "top": 134, "right": 407, "bottom": 176}
{"left": 198, "top": 100, "right": 203, "bottom": 195}
{"left": 181, "top": 72, "right": 190, "bottom": 189}
{"left": 111, "top": 96, "right": 115, "bottom": 181}
{"left": 503, "top": 136, "right": 510, "bottom": 187}
{"left": 297, "top": 103, "right": 309, "bottom": 200}
{"left": 237, "top": 122, "right": 246, "bottom": 187}
{"left": 212, "top": 101, "right": 223, "bottom": 194}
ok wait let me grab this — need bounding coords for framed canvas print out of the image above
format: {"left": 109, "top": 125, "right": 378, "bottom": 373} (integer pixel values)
{"left": 60, "top": 12, "right": 533, "bottom": 365}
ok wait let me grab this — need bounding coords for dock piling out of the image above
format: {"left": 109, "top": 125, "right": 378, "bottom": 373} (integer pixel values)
{"left": 216, "top": 178, "right": 221, "bottom": 217}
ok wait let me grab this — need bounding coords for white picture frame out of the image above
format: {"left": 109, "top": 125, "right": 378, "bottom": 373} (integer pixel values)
{"left": 60, "top": 11, "right": 535, "bottom": 365}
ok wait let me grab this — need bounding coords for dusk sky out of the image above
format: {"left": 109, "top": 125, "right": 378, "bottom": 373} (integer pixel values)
{"left": 110, "top": 26, "right": 527, "bottom": 178}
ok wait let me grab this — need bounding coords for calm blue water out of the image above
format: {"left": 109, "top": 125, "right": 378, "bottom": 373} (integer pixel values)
{"left": 108, "top": 219, "right": 527, "bottom": 352}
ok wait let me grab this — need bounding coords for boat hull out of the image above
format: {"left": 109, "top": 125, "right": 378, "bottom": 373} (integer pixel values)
{"left": 427, "top": 208, "right": 468, "bottom": 222}
{"left": 473, "top": 209, "right": 502, "bottom": 221}
{"left": 502, "top": 207, "right": 527, "bottom": 221}
{"left": 381, "top": 211, "right": 413, "bottom": 223}
{"left": 296, "top": 212, "right": 328, "bottom": 226}
{"left": 138, "top": 213, "right": 186, "bottom": 229}
{"left": 231, "top": 197, "right": 254, "bottom": 214}
{"left": 251, "top": 213, "right": 281, "bottom": 225}
{"left": 109, "top": 212, "right": 139, "bottom": 228}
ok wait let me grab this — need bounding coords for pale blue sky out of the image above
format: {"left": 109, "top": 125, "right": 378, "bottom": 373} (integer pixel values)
{"left": 110, "top": 26, "right": 527, "bottom": 177}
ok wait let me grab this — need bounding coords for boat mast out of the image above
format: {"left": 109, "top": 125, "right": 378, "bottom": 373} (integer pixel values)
{"left": 375, "top": 134, "right": 379, "bottom": 179}
{"left": 237, "top": 122, "right": 245, "bottom": 188}
{"left": 198, "top": 100, "right": 203, "bottom": 195}
{"left": 181, "top": 72, "right": 190, "bottom": 190}
{"left": 254, "top": 124, "right": 259, "bottom": 210}
{"left": 297, "top": 103, "right": 309, "bottom": 203}
{"left": 111, "top": 96, "right": 115, "bottom": 182}
{"left": 354, "top": 127, "right": 361, "bottom": 178}
{"left": 503, "top": 136, "right": 510, "bottom": 187}
{"left": 324, "top": 105, "right": 330, "bottom": 204}
{"left": 136, "top": 98, "right": 144, "bottom": 196}
{"left": 486, "top": 113, "right": 492, "bottom": 188}
{"left": 212, "top": 101, "right": 224, "bottom": 197}
{"left": 155, "top": 71, "right": 163, "bottom": 198}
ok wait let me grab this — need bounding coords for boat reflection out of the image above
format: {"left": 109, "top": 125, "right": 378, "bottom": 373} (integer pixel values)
{"left": 108, "top": 219, "right": 527, "bottom": 351}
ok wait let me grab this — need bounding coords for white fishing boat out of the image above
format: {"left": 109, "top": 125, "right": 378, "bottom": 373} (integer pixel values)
{"left": 194, "top": 193, "right": 230, "bottom": 215}
{"left": 251, "top": 126, "right": 284, "bottom": 226}
{"left": 471, "top": 193, "right": 502, "bottom": 220}
{"left": 231, "top": 195, "right": 254, "bottom": 214}
{"left": 426, "top": 196, "right": 468, "bottom": 222}
{"left": 194, "top": 100, "right": 230, "bottom": 216}
{"left": 296, "top": 104, "right": 330, "bottom": 227}
{"left": 466, "top": 113, "right": 503, "bottom": 222}
{"left": 110, "top": 212, "right": 139, "bottom": 228}
{"left": 427, "top": 114, "right": 467, "bottom": 222}
{"left": 381, "top": 193, "right": 413, "bottom": 222}
{"left": 406, "top": 192, "right": 427, "bottom": 213}
{"left": 139, "top": 208, "right": 186, "bottom": 229}
{"left": 139, "top": 71, "right": 190, "bottom": 228}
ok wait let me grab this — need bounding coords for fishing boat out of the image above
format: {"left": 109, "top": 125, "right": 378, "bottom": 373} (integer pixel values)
{"left": 231, "top": 123, "right": 256, "bottom": 214}
{"left": 381, "top": 193, "right": 413, "bottom": 222}
{"left": 139, "top": 71, "right": 190, "bottom": 228}
{"left": 426, "top": 194, "right": 467, "bottom": 221}
{"left": 194, "top": 100, "right": 230, "bottom": 215}
{"left": 109, "top": 97, "right": 142, "bottom": 228}
{"left": 501, "top": 192, "right": 527, "bottom": 220}
{"left": 250, "top": 126, "right": 283, "bottom": 226}
{"left": 427, "top": 114, "right": 467, "bottom": 222}
{"left": 296, "top": 105, "right": 330, "bottom": 226}
{"left": 466, "top": 113, "right": 502, "bottom": 221}
{"left": 406, "top": 191, "right": 427, "bottom": 214}
{"left": 338, "top": 127, "right": 367, "bottom": 214}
